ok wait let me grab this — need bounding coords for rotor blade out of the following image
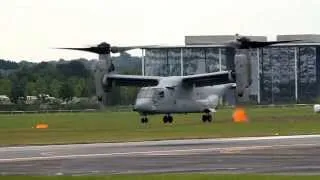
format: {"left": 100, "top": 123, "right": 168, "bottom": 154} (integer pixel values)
{"left": 54, "top": 47, "right": 110, "bottom": 54}
{"left": 110, "top": 45, "right": 160, "bottom": 53}
{"left": 265, "top": 40, "right": 302, "bottom": 45}
{"left": 222, "top": 41, "right": 239, "bottom": 48}
{"left": 110, "top": 47, "right": 137, "bottom": 53}
{"left": 247, "top": 40, "right": 302, "bottom": 48}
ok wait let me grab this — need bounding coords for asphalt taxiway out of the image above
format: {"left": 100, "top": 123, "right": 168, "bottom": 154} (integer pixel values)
{"left": 1, "top": 135, "right": 320, "bottom": 175}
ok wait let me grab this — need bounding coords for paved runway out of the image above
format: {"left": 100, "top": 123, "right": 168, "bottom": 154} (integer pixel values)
{"left": 1, "top": 135, "right": 320, "bottom": 175}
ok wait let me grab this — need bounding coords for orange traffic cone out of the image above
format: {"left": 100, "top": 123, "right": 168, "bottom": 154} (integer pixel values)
{"left": 36, "top": 123, "right": 48, "bottom": 129}
{"left": 232, "top": 107, "right": 248, "bottom": 123}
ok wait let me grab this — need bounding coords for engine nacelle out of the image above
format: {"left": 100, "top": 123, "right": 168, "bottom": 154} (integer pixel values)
{"left": 234, "top": 53, "right": 252, "bottom": 104}
{"left": 102, "top": 73, "right": 113, "bottom": 92}
{"left": 94, "top": 54, "right": 114, "bottom": 106}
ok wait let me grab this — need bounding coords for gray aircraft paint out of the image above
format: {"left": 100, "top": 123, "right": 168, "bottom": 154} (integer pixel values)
{"left": 133, "top": 77, "right": 234, "bottom": 114}
{"left": 234, "top": 53, "right": 252, "bottom": 103}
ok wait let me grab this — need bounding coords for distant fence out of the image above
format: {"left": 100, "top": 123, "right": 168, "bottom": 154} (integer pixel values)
{"left": 0, "top": 104, "right": 316, "bottom": 115}
{"left": 221, "top": 104, "right": 314, "bottom": 109}
{"left": 0, "top": 109, "right": 98, "bottom": 114}
{"left": 0, "top": 104, "right": 100, "bottom": 111}
{"left": 0, "top": 105, "right": 134, "bottom": 114}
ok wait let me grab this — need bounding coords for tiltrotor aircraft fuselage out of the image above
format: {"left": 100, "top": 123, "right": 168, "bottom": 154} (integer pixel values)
{"left": 104, "top": 71, "right": 236, "bottom": 123}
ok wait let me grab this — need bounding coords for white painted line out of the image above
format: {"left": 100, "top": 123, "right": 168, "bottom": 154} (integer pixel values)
{"left": 0, "top": 143, "right": 316, "bottom": 163}
{"left": 1, "top": 134, "right": 320, "bottom": 152}
{"left": 40, "top": 152, "right": 54, "bottom": 156}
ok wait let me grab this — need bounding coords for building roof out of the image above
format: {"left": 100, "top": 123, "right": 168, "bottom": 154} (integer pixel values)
{"left": 142, "top": 42, "right": 320, "bottom": 49}
{"left": 185, "top": 35, "right": 267, "bottom": 45}
{"left": 141, "top": 34, "right": 320, "bottom": 49}
{"left": 277, "top": 34, "right": 320, "bottom": 43}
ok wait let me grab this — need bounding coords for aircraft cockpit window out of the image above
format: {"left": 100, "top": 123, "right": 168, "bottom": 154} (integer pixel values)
{"left": 158, "top": 91, "right": 164, "bottom": 98}
{"left": 137, "top": 88, "right": 165, "bottom": 99}
{"left": 138, "top": 89, "right": 149, "bottom": 98}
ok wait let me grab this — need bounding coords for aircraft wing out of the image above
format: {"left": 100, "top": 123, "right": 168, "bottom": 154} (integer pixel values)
{"left": 182, "top": 71, "right": 236, "bottom": 87}
{"left": 248, "top": 40, "right": 301, "bottom": 48}
{"left": 104, "top": 74, "right": 161, "bottom": 87}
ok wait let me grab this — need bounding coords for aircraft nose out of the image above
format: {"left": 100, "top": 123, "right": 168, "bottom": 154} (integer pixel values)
{"left": 133, "top": 99, "right": 153, "bottom": 112}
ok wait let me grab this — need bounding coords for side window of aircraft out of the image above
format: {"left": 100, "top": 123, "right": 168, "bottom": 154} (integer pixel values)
{"left": 159, "top": 91, "right": 164, "bottom": 98}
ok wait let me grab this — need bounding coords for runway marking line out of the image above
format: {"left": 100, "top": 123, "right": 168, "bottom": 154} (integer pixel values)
{"left": 1, "top": 134, "right": 320, "bottom": 152}
{"left": 0, "top": 143, "right": 316, "bottom": 163}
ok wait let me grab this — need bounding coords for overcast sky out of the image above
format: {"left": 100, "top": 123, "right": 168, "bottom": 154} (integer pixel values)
{"left": 1, "top": 0, "right": 320, "bottom": 62}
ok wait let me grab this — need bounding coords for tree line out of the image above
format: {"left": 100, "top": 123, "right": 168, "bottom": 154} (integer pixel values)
{"left": 0, "top": 55, "right": 142, "bottom": 105}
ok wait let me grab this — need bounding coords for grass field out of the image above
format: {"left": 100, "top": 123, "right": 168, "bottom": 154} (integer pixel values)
{"left": 1, "top": 174, "right": 320, "bottom": 180}
{"left": 0, "top": 106, "right": 319, "bottom": 146}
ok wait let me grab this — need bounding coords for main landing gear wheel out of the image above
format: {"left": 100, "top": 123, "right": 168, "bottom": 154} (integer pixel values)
{"left": 141, "top": 117, "right": 148, "bottom": 123}
{"left": 202, "top": 114, "right": 212, "bottom": 123}
{"left": 163, "top": 115, "right": 173, "bottom": 124}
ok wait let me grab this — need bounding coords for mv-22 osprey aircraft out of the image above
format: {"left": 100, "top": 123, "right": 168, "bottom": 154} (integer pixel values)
{"left": 57, "top": 34, "right": 300, "bottom": 124}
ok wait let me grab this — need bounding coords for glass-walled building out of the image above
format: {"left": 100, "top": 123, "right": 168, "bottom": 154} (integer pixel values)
{"left": 142, "top": 43, "right": 320, "bottom": 104}
{"left": 144, "top": 46, "right": 231, "bottom": 76}
{"left": 260, "top": 45, "right": 320, "bottom": 104}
